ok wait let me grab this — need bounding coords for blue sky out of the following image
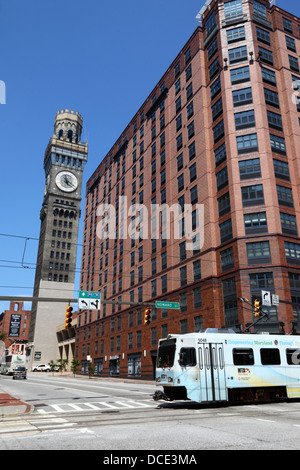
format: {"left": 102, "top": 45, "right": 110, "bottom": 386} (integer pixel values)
{"left": 0, "top": 0, "right": 299, "bottom": 314}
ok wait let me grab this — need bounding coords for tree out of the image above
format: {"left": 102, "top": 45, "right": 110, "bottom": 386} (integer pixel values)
{"left": 49, "top": 360, "right": 58, "bottom": 375}
{"left": 71, "top": 359, "right": 80, "bottom": 377}
{"left": 57, "top": 358, "right": 68, "bottom": 374}
{"left": 88, "top": 362, "right": 95, "bottom": 379}
{"left": 0, "top": 333, "right": 7, "bottom": 342}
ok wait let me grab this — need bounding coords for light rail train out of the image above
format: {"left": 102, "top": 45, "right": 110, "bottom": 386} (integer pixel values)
{"left": 153, "top": 329, "right": 300, "bottom": 403}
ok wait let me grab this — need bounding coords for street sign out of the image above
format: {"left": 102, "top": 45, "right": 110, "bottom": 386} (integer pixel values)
{"left": 155, "top": 301, "right": 180, "bottom": 310}
{"left": 272, "top": 294, "right": 279, "bottom": 306}
{"left": 261, "top": 290, "right": 271, "bottom": 306}
{"left": 78, "top": 291, "right": 101, "bottom": 310}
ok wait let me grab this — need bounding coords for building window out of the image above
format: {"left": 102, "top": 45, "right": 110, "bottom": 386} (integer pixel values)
{"left": 235, "top": 109, "right": 255, "bottom": 130}
{"left": 180, "top": 266, "right": 187, "bottom": 286}
{"left": 216, "top": 166, "right": 228, "bottom": 191}
{"left": 283, "top": 17, "right": 293, "bottom": 34}
{"left": 207, "top": 37, "right": 218, "bottom": 59}
{"left": 180, "top": 319, "right": 188, "bottom": 334}
{"left": 264, "top": 88, "right": 280, "bottom": 108}
{"left": 273, "top": 159, "right": 290, "bottom": 180}
{"left": 189, "top": 162, "right": 197, "bottom": 182}
{"left": 232, "top": 87, "right": 252, "bottom": 107}
{"left": 161, "top": 275, "right": 168, "bottom": 294}
{"left": 230, "top": 65, "right": 250, "bottom": 84}
{"left": 220, "top": 246, "right": 234, "bottom": 272}
{"left": 206, "top": 10, "right": 216, "bottom": 36}
{"left": 228, "top": 45, "right": 247, "bottom": 64}
{"left": 218, "top": 191, "right": 231, "bottom": 217}
{"left": 253, "top": 0, "right": 267, "bottom": 18}
{"left": 258, "top": 46, "right": 273, "bottom": 65}
{"left": 244, "top": 212, "right": 267, "bottom": 234}
{"left": 270, "top": 134, "right": 286, "bottom": 155}
{"left": 241, "top": 184, "right": 264, "bottom": 207}
{"left": 286, "top": 35, "right": 296, "bottom": 52}
{"left": 267, "top": 110, "right": 283, "bottom": 131}
{"left": 246, "top": 241, "right": 271, "bottom": 264}
{"left": 222, "top": 277, "right": 238, "bottom": 327}
{"left": 190, "top": 185, "right": 198, "bottom": 205}
{"left": 211, "top": 76, "right": 221, "bottom": 98}
{"left": 213, "top": 120, "right": 224, "bottom": 143}
{"left": 193, "top": 259, "right": 201, "bottom": 281}
{"left": 224, "top": 0, "right": 243, "bottom": 19}
{"left": 236, "top": 133, "right": 258, "bottom": 154}
{"left": 277, "top": 184, "right": 294, "bottom": 207}
{"left": 212, "top": 98, "right": 223, "bottom": 121}
{"left": 261, "top": 66, "right": 276, "bottom": 86}
{"left": 240, "top": 158, "right": 261, "bottom": 180}
{"left": 289, "top": 55, "right": 299, "bottom": 72}
{"left": 193, "top": 287, "right": 202, "bottom": 309}
{"left": 280, "top": 212, "right": 298, "bottom": 236}
{"left": 227, "top": 26, "right": 245, "bottom": 43}
{"left": 256, "top": 26, "right": 270, "bottom": 45}
{"left": 186, "top": 83, "right": 193, "bottom": 101}
{"left": 285, "top": 241, "right": 300, "bottom": 265}
{"left": 215, "top": 142, "right": 227, "bottom": 166}
{"left": 219, "top": 218, "right": 233, "bottom": 243}
{"left": 209, "top": 57, "right": 220, "bottom": 80}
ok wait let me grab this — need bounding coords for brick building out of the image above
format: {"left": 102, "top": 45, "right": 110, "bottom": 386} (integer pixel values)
{"left": 76, "top": 0, "right": 300, "bottom": 379}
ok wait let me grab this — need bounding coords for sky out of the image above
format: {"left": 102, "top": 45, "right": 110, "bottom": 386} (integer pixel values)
{"left": 0, "top": 0, "right": 299, "bottom": 314}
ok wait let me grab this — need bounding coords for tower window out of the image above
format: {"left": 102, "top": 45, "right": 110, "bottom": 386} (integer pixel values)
{"left": 68, "top": 130, "right": 73, "bottom": 142}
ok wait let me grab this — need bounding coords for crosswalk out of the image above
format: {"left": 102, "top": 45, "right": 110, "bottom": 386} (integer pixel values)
{"left": 35, "top": 398, "right": 156, "bottom": 415}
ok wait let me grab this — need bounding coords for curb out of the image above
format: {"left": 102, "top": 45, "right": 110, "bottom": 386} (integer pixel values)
{"left": 0, "top": 391, "right": 33, "bottom": 417}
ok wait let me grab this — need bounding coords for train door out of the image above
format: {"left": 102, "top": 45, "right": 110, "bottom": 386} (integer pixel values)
{"left": 198, "top": 342, "right": 227, "bottom": 402}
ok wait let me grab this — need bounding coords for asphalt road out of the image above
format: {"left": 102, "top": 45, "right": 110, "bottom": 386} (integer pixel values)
{"left": 1, "top": 373, "right": 300, "bottom": 452}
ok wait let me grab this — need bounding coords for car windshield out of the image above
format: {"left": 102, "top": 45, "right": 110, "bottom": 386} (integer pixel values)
{"left": 15, "top": 367, "right": 25, "bottom": 371}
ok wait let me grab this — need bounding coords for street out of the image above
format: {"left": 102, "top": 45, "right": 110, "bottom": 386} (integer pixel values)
{"left": 1, "top": 373, "right": 300, "bottom": 452}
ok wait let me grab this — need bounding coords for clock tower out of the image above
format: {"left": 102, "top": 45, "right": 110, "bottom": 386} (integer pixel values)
{"left": 28, "top": 109, "right": 88, "bottom": 367}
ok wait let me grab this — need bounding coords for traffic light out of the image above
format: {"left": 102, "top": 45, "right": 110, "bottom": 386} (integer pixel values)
{"left": 254, "top": 299, "right": 261, "bottom": 317}
{"left": 144, "top": 308, "right": 151, "bottom": 325}
{"left": 65, "top": 305, "right": 73, "bottom": 329}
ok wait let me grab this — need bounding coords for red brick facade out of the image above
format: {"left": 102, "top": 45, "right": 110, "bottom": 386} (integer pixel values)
{"left": 76, "top": 0, "right": 300, "bottom": 378}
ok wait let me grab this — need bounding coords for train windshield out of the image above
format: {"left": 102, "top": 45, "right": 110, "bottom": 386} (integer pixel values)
{"left": 157, "top": 339, "right": 176, "bottom": 368}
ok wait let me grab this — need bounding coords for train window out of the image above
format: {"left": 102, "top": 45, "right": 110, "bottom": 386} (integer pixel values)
{"left": 179, "top": 348, "right": 196, "bottom": 367}
{"left": 260, "top": 348, "right": 281, "bottom": 365}
{"left": 157, "top": 339, "right": 176, "bottom": 368}
{"left": 233, "top": 348, "right": 254, "bottom": 365}
{"left": 286, "top": 349, "right": 300, "bottom": 365}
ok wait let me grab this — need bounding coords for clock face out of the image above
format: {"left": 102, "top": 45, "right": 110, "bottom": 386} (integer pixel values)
{"left": 55, "top": 171, "right": 78, "bottom": 192}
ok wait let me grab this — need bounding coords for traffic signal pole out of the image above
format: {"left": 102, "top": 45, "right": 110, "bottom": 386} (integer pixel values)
{"left": 0, "top": 295, "right": 156, "bottom": 307}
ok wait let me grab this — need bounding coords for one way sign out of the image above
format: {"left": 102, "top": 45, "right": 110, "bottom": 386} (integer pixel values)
{"left": 78, "top": 291, "right": 101, "bottom": 310}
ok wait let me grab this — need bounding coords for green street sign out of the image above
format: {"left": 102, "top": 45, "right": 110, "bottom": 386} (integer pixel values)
{"left": 79, "top": 291, "right": 101, "bottom": 299}
{"left": 155, "top": 301, "right": 180, "bottom": 310}
{"left": 78, "top": 291, "right": 101, "bottom": 310}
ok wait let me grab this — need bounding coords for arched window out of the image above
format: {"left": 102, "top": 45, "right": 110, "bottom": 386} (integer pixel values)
{"left": 68, "top": 130, "right": 73, "bottom": 142}
{"left": 58, "top": 129, "right": 63, "bottom": 139}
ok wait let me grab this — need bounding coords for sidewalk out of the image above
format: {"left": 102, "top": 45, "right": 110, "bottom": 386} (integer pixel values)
{"left": 0, "top": 389, "right": 32, "bottom": 417}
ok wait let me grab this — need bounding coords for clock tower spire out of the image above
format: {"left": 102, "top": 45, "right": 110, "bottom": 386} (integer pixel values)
{"left": 28, "top": 109, "right": 88, "bottom": 368}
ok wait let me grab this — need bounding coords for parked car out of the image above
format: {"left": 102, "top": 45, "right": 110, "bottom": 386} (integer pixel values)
{"left": 12, "top": 366, "right": 27, "bottom": 380}
{"left": 32, "top": 364, "right": 51, "bottom": 372}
